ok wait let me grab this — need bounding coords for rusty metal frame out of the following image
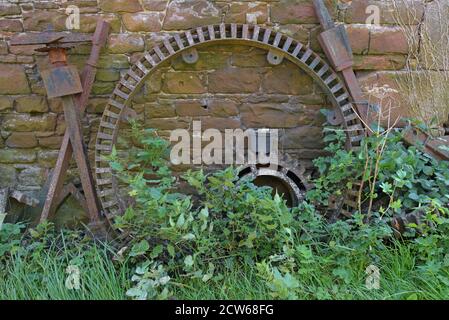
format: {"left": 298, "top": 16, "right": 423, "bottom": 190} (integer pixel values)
{"left": 12, "top": 20, "right": 111, "bottom": 223}
{"left": 94, "top": 23, "right": 365, "bottom": 219}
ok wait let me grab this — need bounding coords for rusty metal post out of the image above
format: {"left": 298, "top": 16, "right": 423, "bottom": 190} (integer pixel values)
{"left": 313, "top": 0, "right": 371, "bottom": 127}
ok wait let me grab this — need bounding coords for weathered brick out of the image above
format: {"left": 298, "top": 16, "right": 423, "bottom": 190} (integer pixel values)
{"left": 0, "top": 3, "right": 21, "bottom": 16}
{"left": 0, "top": 96, "right": 13, "bottom": 112}
{"left": 232, "top": 48, "right": 269, "bottom": 68}
{"left": 95, "top": 69, "right": 121, "bottom": 82}
{"left": 263, "top": 64, "right": 314, "bottom": 95}
{"left": 107, "top": 34, "right": 145, "bottom": 54}
{"left": 122, "top": 12, "right": 163, "bottom": 32}
{"left": 86, "top": 98, "right": 109, "bottom": 114}
{"left": 163, "top": 0, "right": 223, "bottom": 30}
{"left": 208, "top": 99, "right": 239, "bottom": 117}
{"left": 141, "top": 0, "right": 167, "bottom": 11}
{"left": 99, "top": 0, "right": 142, "bottom": 13}
{"left": 93, "top": 55, "right": 128, "bottom": 71}
{"left": 276, "top": 24, "right": 310, "bottom": 44}
{"left": 0, "top": 40, "right": 7, "bottom": 55}
{"left": 369, "top": 26, "right": 409, "bottom": 54}
{"left": 240, "top": 103, "right": 303, "bottom": 128}
{"left": 37, "top": 150, "right": 59, "bottom": 168}
{"left": 200, "top": 117, "right": 241, "bottom": 130}
{"left": 358, "top": 71, "right": 409, "bottom": 126}
{"left": 5, "top": 132, "right": 38, "bottom": 148}
{"left": 23, "top": 10, "right": 66, "bottom": 31}
{"left": 38, "top": 136, "right": 63, "bottom": 149}
{"left": 208, "top": 68, "right": 262, "bottom": 93}
{"left": 171, "top": 51, "right": 231, "bottom": 71}
{"left": 271, "top": 0, "right": 335, "bottom": 24}
{"left": 224, "top": 2, "right": 268, "bottom": 24}
{"left": 281, "top": 126, "right": 325, "bottom": 149}
{"left": 345, "top": 0, "right": 425, "bottom": 25}
{"left": 0, "top": 149, "right": 36, "bottom": 164}
{"left": 0, "top": 19, "right": 23, "bottom": 32}
{"left": 92, "top": 82, "right": 115, "bottom": 95}
{"left": 143, "top": 102, "right": 176, "bottom": 118}
{"left": 0, "top": 64, "right": 30, "bottom": 94}
{"left": 420, "top": 0, "right": 449, "bottom": 69}
{"left": 8, "top": 44, "right": 43, "bottom": 56}
{"left": 146, "top": 118, "right": 190, "bottom": 130}
{"left": 163, "top": 72, "right": 207, "bottom": 94}
{"left": 2, "top": 114, "right": 57, "bottom": 132}
{"left": 353, "top": 55, "right": 407, "bottom": 71}
{"left": 0, "top": 164, "right": 16, "bottom": 188}
{"left": 175, "top": 100, "right": 209, "bottom": 117}
{"left": 15, "top": 96, "right": 48, "bottom": 113}
{"left": 18, "top": 166, "right": 46, "bottom": 186}
{"left": 78, "top": 14, "right": 121, "bottom": 33}
{"left": 48, "top": 98, "right": 63, "bottom": 113}
{"left": 346, "top": 25, "right": 370, "bottom": 54}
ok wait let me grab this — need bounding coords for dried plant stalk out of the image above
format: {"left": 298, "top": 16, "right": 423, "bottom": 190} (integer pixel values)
{"left": 392, "top": 0, "right": 449, "bottom": 129}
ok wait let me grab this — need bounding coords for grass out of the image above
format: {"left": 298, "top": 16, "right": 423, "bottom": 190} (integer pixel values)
{"left": 0, "top": 245, "right": 131, "bottom": 300}
{"left": 1, "top": 240, "right": 448, "bottom": 300}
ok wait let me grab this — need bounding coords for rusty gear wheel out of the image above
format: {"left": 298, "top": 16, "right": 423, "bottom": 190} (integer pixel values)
{"left": 237, "top": 153, "right": 312, "bottom": 207}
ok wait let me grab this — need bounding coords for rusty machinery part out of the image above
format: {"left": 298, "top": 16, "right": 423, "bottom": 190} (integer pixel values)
{"left": 237, "top": 154, "right": 312, "bottom": 208}
{"left": 94, "top": 23, "right": 366, "bottom": 219}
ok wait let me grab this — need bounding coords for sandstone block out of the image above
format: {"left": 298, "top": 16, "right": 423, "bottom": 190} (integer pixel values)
{"left": 0, "top": 96, "right": 13, "bottom": 112}
{"left": 208, "top": 68, "right": 262, "bottom": 94}
{"left": 108, "top": 34, "right": 145, "bottom": 54}
{"left": 99, "top": 0, "right": 142, "bottom": 13}
{"left": 163, "top": 0, "right": 223, "bottom": 30}
{"left": 5, "top": 132, "right": 38, "bottom": 148}
{"left": 15, "top": 96, "right": 48, "bottom": 113}
{"left": 224, "top": 3, "right": 268, "bottom": 24}
{"left": 240, "top": 103, "right": 302, "bottom": 128}
{"left": 369, "top": 26, "right": 409, "bottom": 54}
{"left": 1, "top": 114, "right": 57, "bottom": 132}
{"left": 346, "top": 25, "right": 370, "bottom": 54}
{"left": 163, "top": 72, "right": 207, "bottom": 94}
{"left": 0, "top": 164, "right": 16, "bottom": 188}
{"left": 0, "top": 3, "right": 21, "bottom": 16}
{"left": 123, "top": 12, "right": 163, "bottom": 32}
{"left": 0, "top": 19, "right": 23, "bottom": 32}
{"left": 0, "top": 149, "right": 36, "bottom": 164}
{"left": 0, "top": 64, "right": 30, "bottom": 94}
{"left": 262, "top": 64, "right": 313, "bottom": 95}
{"left": 281, "top": 126, "right": 325, "bottom": 149}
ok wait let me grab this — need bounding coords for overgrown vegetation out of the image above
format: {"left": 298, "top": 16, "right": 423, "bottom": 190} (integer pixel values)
{"left": 1, "top": 122, "right": 449, "bottom": 300}
{"left": 392, "top": 0, "right": 449, "bottom": 128}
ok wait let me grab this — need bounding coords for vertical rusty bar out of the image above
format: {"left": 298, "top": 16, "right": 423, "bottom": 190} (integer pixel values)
{"left": 61, "top": 95, "right": 100, "bottom": 222}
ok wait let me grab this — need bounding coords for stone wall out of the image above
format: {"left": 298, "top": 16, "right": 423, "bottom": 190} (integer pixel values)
{"left": 0, "top": 0, "right": 439, "bottom": 218}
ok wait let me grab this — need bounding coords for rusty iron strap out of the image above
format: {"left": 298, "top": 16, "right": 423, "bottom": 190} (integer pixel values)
{"left": 313, "top": 0, "right": 371, "bottom": 127}
{"left": 40, "top": 20, "right": 110, "bottom": 222}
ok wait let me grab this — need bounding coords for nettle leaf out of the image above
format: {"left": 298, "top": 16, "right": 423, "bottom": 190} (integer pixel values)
{"left": 130, "top": 240, "right": 150, "bottom": 257}
{"left": 176, "top": 214, "right": 185, "bottom": 228}
{"left": 150, "top": 245, "right": 163, "bottom": 259}
{"left": 182, "top": 233, "right": 196, "bottom": 241}
{"left": 184, "top": 255, "right": 194, "bottom": 267}
{"left": 167, "top": 244, "right": 175, "bottom": 258}
{"left": 408, "top": 192, "right": 420, "bottom": 201}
